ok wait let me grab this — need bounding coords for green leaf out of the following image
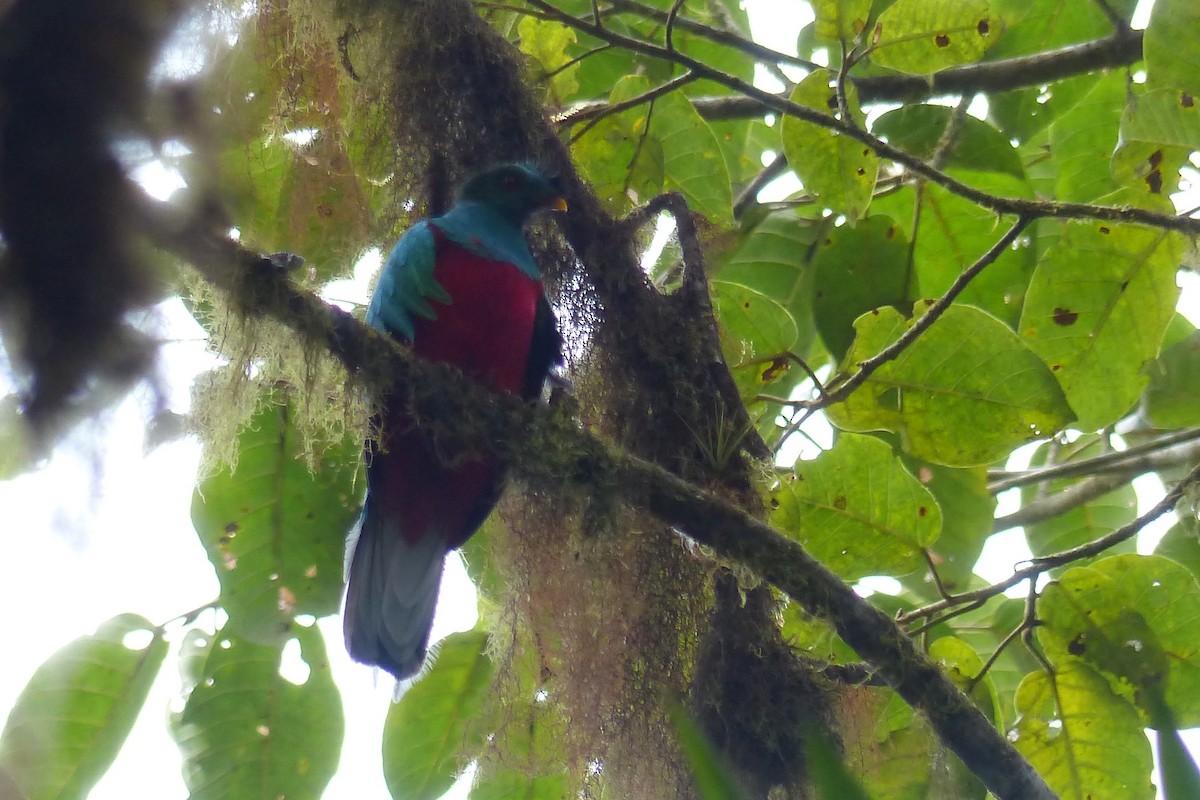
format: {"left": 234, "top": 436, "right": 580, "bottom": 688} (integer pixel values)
{"left": 274, "top": 132, "right": 372, "bottom": 282}
{"left": 669, "top": 703, "right": 741, "bottom": 800}
{"left": 653, "top": 92, "right": 734, "bottom": 225}
{"left": 191, "top": 393, "right": 360, "bottom": 645}
{"left": 898, "top": 461, "right": 994, "bottom": 595}
{"left": 813, "top": 0, "right": 873, "bottom": 43}
{"left": 0, "top": 395, "right": 34, "bottom": 481}
{"left": 1049, "top": 73, "right": 1130, "bottom": 204}
{"left": 1155, "top": 518, "right": 1200, "bottom": 585}
{"left": 712, "top": 280, "right": 799, "bottom": 360}
{"left": 712, "top": 279, "right": 800, "bottom": 403}
{"left": 716, "top": 210, "right": 825, "bottom": 361}
{"left": 171, "top": 624, "right": 342, "bottom": 800}
{"left": 871, "top": 172, "right": 1036, "bottom": 327}
{"left": 1145, "top": 0, "right": 1200, "bottom": 93}
{"left": 383, "top": 629, "right": 495, "bottom": 800}
{"left": 781, "top": 69, "right": 879, "bottom": 222}
{"left": 771, "top": 432, "right": 942, "bottom": 579}
{"left": 1144, "top": 329, "right": 1200, "bottom": 429}
{"left": 1037, "top": 554, "right": 1200, "bottom": 727}
{"left": 517, "top": 16, "right": 580, "bottom": 104}
{"left": 0, "top": 615, "right": 167, "bottom": 800}
{"left": 869, "top": 0, "right": 1003, "bottom": 75}
{"left": 1019, "top": 221, "right": 1183, "bottom": 431}
{"left": 873, "top": 104, "right": 1025, "bottom": 179}
{"left": 811, "top": 215, "right": 911, "bottom": 361}
{"left": 828, "top": 304, "right": 1073, "bottom": 466}
{"left": 571, "top": 76, "right": 665, "bottom": 216}
{"left": 1011, "top": 662, "right": 1154, "bottom": 800}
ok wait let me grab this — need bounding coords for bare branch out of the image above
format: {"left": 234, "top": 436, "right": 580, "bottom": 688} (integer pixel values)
{"left": 898, "top": 461, "right": 1200, "bottom": 625}
{"left": 989, "top": 428, "right": 1200, "bottom": 492}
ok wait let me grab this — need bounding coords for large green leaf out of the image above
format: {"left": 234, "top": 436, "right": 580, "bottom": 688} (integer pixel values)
{"left": 517, "top": 16, "right": 581, "bottom": 105}
{"left": 716, "top": 210, "right": 825, "bottom": 361}
{"left": 897, "top": 460, "right": 994, "bottom": 595}
{"left": 712, "top": 280, "right": 800, "bottom": 401}
{"left": 1019, "top": 221, "right": 1183, "bottom": 431}
{"left": 571, "top": 76, "right": 665, "bottom": 216}
{"left": 171, "top": 624, "right": 342, "bottom": 800}
{"left": 1145, "top": 0, "right": 1200, "bottom": 93}
{"left": 811, "top": 215, "right": 911, "bottom": 361}
{"left": 383, "top": 629, "right": 495, "bottom": 800}
{"left": 873, "top": 104, "right": 1025, "bottom": 179}
{"left": 871, "top": 172, "right": 1036, "bottom": 328}
{"left": 654, "top": 90, "right": 734, "bottom": 225}
{"left": 771, "top": 432, "right": 942, "bottom": 580}
{"left": 869, "top": 0, "right": 1002, "bottom": 75}
{"left": 0, "top": 615, "right": 167, "bottom": 800}
{"left": 1037, "top": 554, "right": 1200, "bottom": 728}
{"left": 1011, "top": 662, "right": 1154, "bottom": 800}
{"left": 191, "top": 394, "right": 360, "bottom": 644}
{"left": 827, "top": 304, "right": 1073, "bottom": 466}
{"left": 1049, "top": 72, "right": 1126, "bottom": 204}
{"left": 781, "top": 69, "right": 879, "bottom": 222}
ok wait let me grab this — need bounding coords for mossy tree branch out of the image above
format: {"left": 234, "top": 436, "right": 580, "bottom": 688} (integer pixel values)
{"left": 147, "top": 202, "right": 1057, "bottom": 800}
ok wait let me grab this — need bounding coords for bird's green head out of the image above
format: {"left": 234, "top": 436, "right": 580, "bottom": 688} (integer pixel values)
{"left": 457, "top": 163, "right": 568, "bottom": 225}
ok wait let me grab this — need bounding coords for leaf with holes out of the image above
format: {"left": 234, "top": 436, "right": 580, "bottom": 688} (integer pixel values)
{"left": 1019, "top": 221, "right": 1183, "bottom": 431}
{"left": 771, "top": 432, "right": 941, "bottom": 580}
{"left": 828, "top": 304, "right": 1072, "bottom": 466}
{"left": 781, "top": 69, "right": 878, "bottom": 222}
{"left": 171, "top": 624, "right": 342, "bottom": 800}
{"left": 0, "top": 615, "right": 166, "bottom": 800}
{"left": 869, "top": 0, "right": 1002, "bottom": 75}
{"left": 1037, "top": 554, "right": 1200, "bottom": 728}
{"left": 1010, "top": 662, "right": 1153, "bottom": 800}
{"left": 191, "top": 393, "right": 361, "bottom": 645}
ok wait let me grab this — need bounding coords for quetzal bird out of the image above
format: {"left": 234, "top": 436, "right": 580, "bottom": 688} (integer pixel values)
{"left": 344, "top": 163, "right": 566, "bottom": 680}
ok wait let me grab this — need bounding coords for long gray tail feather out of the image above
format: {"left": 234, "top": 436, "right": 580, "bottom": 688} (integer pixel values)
{"left": 343, "top": 499, "right": 445, "bottom": 680}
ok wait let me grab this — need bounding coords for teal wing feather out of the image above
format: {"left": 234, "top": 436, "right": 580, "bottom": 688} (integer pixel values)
{"left": 366, "top": 221, "right": 451, "bottom": 340}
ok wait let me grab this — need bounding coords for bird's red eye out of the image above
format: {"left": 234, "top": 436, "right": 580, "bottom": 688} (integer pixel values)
{"left": 501, "top": 174, "right": 519, "bottom": 190}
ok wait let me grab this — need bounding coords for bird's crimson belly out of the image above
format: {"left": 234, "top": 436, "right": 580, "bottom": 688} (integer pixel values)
{"left": 384, "top": 238, "right": 540, "bottom": 549}
{"left": 411, "top": 239, "right": 540, "bottom": 394}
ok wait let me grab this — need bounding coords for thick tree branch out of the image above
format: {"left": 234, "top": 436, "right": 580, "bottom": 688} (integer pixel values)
{"left": 149, "top": 205, "right": 1056, "bottom": 800}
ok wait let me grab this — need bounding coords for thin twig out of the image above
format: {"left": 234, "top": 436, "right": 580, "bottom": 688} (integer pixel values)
{"left": 564, "top": 70, "right": 698, "bottom": 142}
{"left": 898, "top": 462, "right": 1200, "bottom": 625}
{"left": 817, "top": 215, "right": 1032, "bottom": 410}
{"left": 527, "top": 6, "right": 1197, "bottom": 235}
{"left": 988, "top": 428, "right": 1200, "bottom": 492}
{"left": 606, "top": 0, "right": 818, "bottom": 71}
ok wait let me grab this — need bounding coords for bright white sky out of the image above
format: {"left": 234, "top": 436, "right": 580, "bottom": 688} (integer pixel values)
{"left": 1, "top": 1, "right": 1196, "bottom": 799}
